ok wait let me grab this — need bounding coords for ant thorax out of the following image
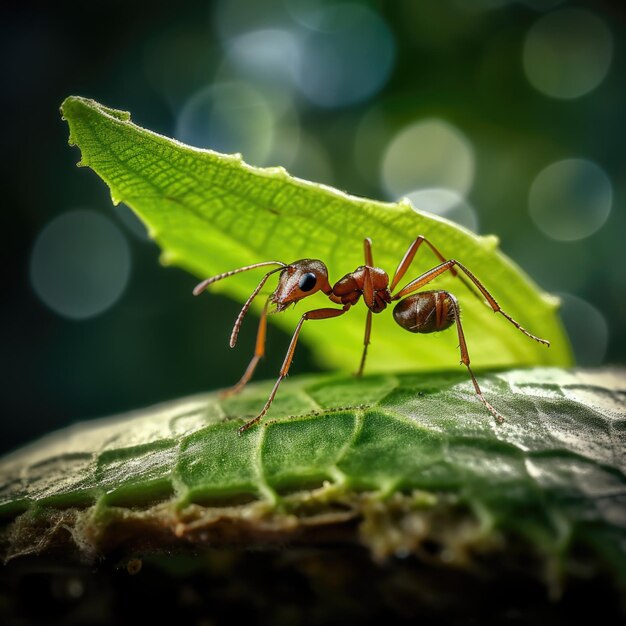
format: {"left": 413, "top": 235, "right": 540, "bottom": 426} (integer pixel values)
{"left": 332, "top": 266, "right": 391, "bottom": 312}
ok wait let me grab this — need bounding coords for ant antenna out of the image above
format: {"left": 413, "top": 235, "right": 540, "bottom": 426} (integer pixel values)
{"left": 229, "top": 266, "right": 285, "bottom": 348}
{"left": 193, "top": 261, "right": 287, "bottom": 296}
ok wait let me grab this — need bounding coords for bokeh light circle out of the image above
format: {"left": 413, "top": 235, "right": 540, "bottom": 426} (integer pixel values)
{"left": 523, "top": 8, "right": 613, "bottom": 99}
{"left": 30, "top": 210, "right": 131, "bottom": 320}
{"left": 226, "top": 28, "right": 300, "bottom": 86}
{"left": 407, "top": 188, "right": 479, "bottom": 232}
{"left": 529, "top": 158, "right": 612, "bottom": 241}
{"left": 381, "top": 119, "right": 475, "bottom": 199}
{"left": 294, "top": 4, "right": 395, "bottom": 108}
{"left": 176, "top": 82, "right": 276, "bottom": 165}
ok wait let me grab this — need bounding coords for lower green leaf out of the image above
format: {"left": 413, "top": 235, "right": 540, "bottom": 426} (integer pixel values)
{"left": 1, "top": 367, "right": 624, "bottom": 596}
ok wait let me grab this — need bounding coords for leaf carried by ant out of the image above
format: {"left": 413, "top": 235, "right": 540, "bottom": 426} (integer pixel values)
{"left": 60, "top": 96, "right": 571, "bottom": 373}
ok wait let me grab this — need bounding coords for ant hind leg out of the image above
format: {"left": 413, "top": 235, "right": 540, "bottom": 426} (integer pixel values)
{"left": 448, "top": 294, "right": 505, "bottom": 424}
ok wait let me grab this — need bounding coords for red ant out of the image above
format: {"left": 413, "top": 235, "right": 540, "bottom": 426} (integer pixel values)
{"left": 194, "top": 236, "right": 550, "bottom": 434}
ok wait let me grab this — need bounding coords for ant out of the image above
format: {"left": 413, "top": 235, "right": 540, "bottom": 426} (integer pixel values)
{"left": 194, "top": 236, "right": 550, "bottom": 434}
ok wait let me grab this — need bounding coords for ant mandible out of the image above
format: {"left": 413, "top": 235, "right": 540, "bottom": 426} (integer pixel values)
{"left": 194, "top": 236, "right": 550, "bottom": 434}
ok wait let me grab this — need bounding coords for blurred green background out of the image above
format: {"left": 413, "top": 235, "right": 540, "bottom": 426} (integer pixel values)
{"left": 2, "top": 0, "right": 624, "bottom": 455}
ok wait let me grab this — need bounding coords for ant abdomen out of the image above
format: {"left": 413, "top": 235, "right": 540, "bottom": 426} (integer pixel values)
{"left": 393, "top": 290, "right": 456, "bottom": 334}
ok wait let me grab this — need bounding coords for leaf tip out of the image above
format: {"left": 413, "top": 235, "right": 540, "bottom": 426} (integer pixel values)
{"left": 60, "top": 96, "right": 95, "bottom": 123}
{"left": 61, "top": 95, "right": 132, "bottom": 125}
{"left": 60, "top": 95, "right": 80, "bottom": 120}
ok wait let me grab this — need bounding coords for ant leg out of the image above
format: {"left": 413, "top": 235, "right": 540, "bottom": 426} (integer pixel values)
{"left": 447, "top": 295, "right": 504, "bottom": 424}
{"left": 359, "top": 238, "right": 376, "bottom": 373}
{"left": 220, "top": 298, "right": 270, "bottom": 399}
{"left": 238, "top": 306, "right": 349, "bottom": 434}
{"left": 360, "top": 238, "right": 376, "bottom": 371}
{"left": 390, "top": 236, "right": 460, "bottom": 292}
{"left": 356, "top": 309, "right": 372, "bottom": 377}
{"left": 357, "top": 309, "right": 373, "bottom": 377}
{"left": 363, "top": 237, "right": 374, "bottom": 266}
{"left": 392, "top": 259, "right": 550, "bottom": 346}
{"left": 390, "top": 235, "right": 483, "bottom": 303}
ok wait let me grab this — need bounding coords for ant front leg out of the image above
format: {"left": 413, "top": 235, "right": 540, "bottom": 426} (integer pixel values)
{"left": 220, "top": 298, "right": 270, "bottom": 399}
{"left": 238, "top": 306, "right": 349, "bottom": 434}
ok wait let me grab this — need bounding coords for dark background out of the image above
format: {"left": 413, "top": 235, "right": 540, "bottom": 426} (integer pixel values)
{"left": 2, "top": 0, "right": 625, "bottom": 456}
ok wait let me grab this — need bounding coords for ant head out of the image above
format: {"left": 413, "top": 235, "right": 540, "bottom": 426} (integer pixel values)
{"left": 271, "top": 259, "right": 331, "bottom": 312}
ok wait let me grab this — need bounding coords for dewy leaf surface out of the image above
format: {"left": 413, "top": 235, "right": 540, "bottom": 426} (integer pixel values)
{"left": 60, "top": 96, "right": 571, "bottom": 373}
{"left": 1, "top": 368, "right": 625, "bottom": 589}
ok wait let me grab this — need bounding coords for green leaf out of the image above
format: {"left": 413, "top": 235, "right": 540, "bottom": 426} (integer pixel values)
{"left": 60, "top": 96, "right": 571, "bottom": 373}
{"left": 1, "top": 369, "right": 625, "bottom": 589}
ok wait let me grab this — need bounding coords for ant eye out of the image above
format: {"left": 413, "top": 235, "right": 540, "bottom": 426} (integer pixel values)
{"left": 298, "top": 272, "right": 317, "bottom": 292}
